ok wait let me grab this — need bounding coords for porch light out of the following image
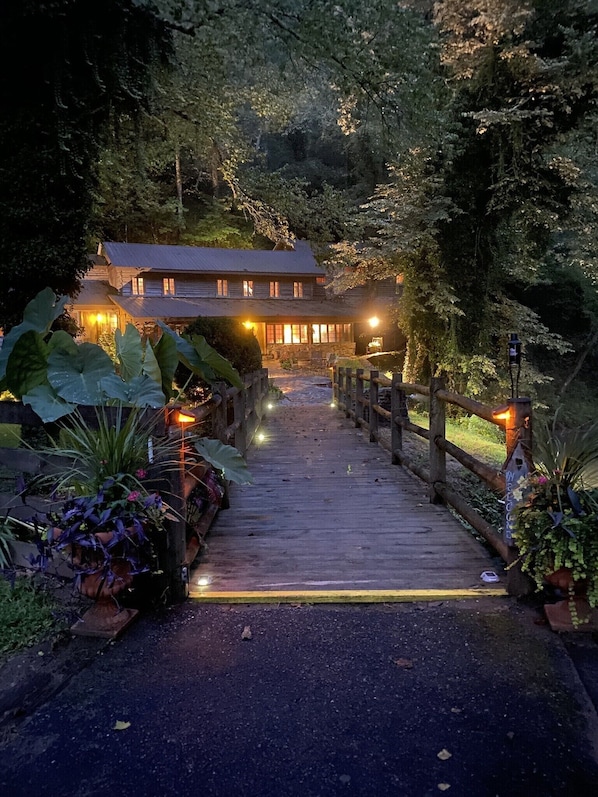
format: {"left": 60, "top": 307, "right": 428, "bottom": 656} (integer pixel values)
{"left": 243, "top": 320, "right": 254, "bottom": 330}
{"left": 95, "top": 313, "right": 104, "bottom": 324}
{"left": 368, "top": 316, "right": 380, "bottom": 329}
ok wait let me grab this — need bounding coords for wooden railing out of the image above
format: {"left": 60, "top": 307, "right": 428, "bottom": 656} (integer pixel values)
{"left": 333, "top": 367, "right": 512, "bottom": 562}
{"left": 0, "top": 368, "right": 270, "bottom": 601}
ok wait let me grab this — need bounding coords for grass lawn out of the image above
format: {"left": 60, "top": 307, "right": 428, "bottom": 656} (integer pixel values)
{"left": 410, "top": 411, "right": 505, "bottom": 468}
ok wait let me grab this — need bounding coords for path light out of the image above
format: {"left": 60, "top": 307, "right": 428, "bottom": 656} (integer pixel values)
{"left": 196, "top": 575, "right": 211, "bottom": 587}
{"left": 257, "top": 431, "right": 266, "bottom": 443}
{"left": 175, "top": 409, "right": 196, "bottom": 425}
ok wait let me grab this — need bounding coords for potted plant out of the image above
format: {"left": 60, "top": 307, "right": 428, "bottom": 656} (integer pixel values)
{"left": 513, "top": 420, "right": 598, "bottom": 630}
{"left": 40, "top": 405, "right": 178, "bottom": 638}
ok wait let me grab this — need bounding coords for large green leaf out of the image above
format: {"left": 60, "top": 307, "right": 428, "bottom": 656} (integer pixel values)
{"left": 194, "top": 438, "right": 253, "bottom": 484}
{"left": 151, "top": 330, "right": 178, "bottom": 400}
{"left": 187, "top": 334, "right": 243, "bottom": 389}
{"left": 156, "top": 321, "right": 215, "bottom": 382}
{"left": 22, "top": 287, "right": 68, "bottom": 331}
{"left": 115, "top": 324, "right": 143, "bottom": 382}
{"left": 141, "top": 338, "right": 163, "bottom": 388}
{"left": 5, "top": 330, "right": 48, "bottom": 399}
{"left": 99, "top": 374, "right": 166, "bottom": 407}
{"left": 22, "top": 385, "right": 76, "bottom": 423}
{"left": 48, "top": 343, "right": 115, "bottom": 404}
{"left": 0, "top": 291, "right": 69, "bottom": 382}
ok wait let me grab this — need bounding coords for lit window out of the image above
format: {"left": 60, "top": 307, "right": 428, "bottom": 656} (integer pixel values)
{"left": 316, "top": 276, "right": 327, "bottom": 285}
{"left": 132, "top": 277, "right": 144, "bottom": 296}
{"left": 163, "top": 278, "right": 175, "bottom": 295}
{"left": 243, "top": 280, "right": 254, "bottom": 297}
{"left": 217, "top": 279, "right": 228, "bottom": 297}
{"left": 266, "top": 324, "right": 284, "bottom": 344}
{"left": 269, "top": 281, "right": 280, "bottom": 298}
{"left": 293, "top": 281, "right": 303, "bottom": 298}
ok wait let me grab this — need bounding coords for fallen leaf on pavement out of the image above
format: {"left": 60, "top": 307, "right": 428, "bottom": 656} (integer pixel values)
{"left": 241, "top": 625, "right": 252, "bottom": 640}
{"left": 437, "top": 749, "right": 452, "bottom": 761}
{"left": 394, "top": 658, "right": 414, "bottom": 669}
{"left": 113, "top": 721, "right": 131, "bottom": 731}
{"left": 438, "top": 783, "right": 451, "bottom": 791}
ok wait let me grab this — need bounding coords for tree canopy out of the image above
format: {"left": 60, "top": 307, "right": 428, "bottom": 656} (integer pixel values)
{"left": 3, "top": 0, "right": 598, "bottom": 417}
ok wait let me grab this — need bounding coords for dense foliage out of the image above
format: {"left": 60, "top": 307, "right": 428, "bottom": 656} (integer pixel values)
{"left": 3, "top": 1, "right": 598, "bottom": 416}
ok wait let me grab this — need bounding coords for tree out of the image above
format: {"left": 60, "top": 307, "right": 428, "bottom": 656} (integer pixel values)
{"left": 328, "top": 0, "right": 598, "bottom": 405}
{"left": 0, "top": 0, "right": 172, "bottom": 330}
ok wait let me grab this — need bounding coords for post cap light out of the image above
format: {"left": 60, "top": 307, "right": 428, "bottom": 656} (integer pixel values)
{"left": 492, "top": 404, "right": 511, "bottom": 424}
{"left": 167, "top": 407, "right": 198, "bottom": 426}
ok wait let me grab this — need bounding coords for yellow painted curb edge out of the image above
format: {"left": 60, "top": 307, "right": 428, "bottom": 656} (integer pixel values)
{"left": 188, "top": 588, "right": 508, "bottom": 604}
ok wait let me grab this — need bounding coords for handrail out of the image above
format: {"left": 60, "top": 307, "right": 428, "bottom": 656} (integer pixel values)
{"left": 333, "top": 366, "right": 514, "bottom": 561}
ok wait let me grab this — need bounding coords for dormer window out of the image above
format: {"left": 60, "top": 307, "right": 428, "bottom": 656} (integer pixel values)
{"left": 163, "top": 278, "right": 175, "bottom": 295}
{"left": 243, "top": 280, "right": 254, "bottom": 297}
{"left": 132, "top": 277, "right": 144, "bottom": 295}
{"left": 269, "top": 281, "right": 280, "bottom": 298}
{"left": 293, "top": 281, "right": 303, "bottom": 298}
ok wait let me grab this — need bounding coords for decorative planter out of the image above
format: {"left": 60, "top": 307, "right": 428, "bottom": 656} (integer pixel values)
{"left": 55, "top": 529, "right": 141, "bottom": 640}
{"left": 544, "top": 567, "right": 597, "bottom": 632}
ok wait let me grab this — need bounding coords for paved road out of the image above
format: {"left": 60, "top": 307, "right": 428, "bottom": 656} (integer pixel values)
{"left": 2, "top": 368, "right": 598, "bottom": 796}
{"left": 1, "top": 600, "right": 598, "bottom": 797}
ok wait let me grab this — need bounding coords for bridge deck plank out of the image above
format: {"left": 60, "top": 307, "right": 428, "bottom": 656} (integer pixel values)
{"left": 190, "top": 404, "right": 501, "bottom": 596}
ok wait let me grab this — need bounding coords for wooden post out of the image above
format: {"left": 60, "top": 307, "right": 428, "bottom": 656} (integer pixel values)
{"left": 337, "top": 367, "right": 345, "bottom": 409}
{"left": 429, "top": 377, "right": 446, "bottom": 504}
{"left": 212, "top": 382, "right": 228, "bottom": 444}
{"left": 391, "top": 373, "right": 404, "bottom": 466}
{"left": 345, "top": 368, "right": 353, "bottom": 419}
{"left": 153, "top": 426, "right": 188, "bottom": 603}
{"left": 504, "top": 397, "right": 535, "bottom": 596}
{"left": 355, "top": 368, "right": 364, "bottom": 428}
{"left": 369, "top": 370, "right": 379, "bottom": 443}
{"left": 233, "top": 388, "right": 247, "bottom": 455}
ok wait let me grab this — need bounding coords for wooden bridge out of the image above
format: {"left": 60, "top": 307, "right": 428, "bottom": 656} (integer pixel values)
{"left": 190, "top": 377, "right": 507, "bottom": 603}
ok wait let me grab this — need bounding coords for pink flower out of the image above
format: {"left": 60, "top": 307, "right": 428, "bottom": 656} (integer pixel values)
{"left": 127, "top": 491, "right": 141, "bottom": 502}
{"left": 537, "top": 476, "right": 548, "bottom": 485}
{"left": 135, "top": 469, "right": 147, "bottom": 479}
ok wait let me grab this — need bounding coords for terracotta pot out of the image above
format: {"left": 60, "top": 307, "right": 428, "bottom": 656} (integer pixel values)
{"left": 544, "top": 566, "right": 587, "bottom": 594}
{"left": 544, "top": 567, "right": 595, "bottom": 632}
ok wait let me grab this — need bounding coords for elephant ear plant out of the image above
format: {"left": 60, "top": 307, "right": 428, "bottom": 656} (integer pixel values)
{"left": 0, "top": 289, "right": 253, "bottom": 626}
{"left": 0, "top": 288, "right": 243, "bottom": 423}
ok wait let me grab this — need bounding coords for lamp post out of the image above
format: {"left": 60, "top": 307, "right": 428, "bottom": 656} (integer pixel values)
{"left": 494, "top": 333, "right": 534, "bottom": 595}
{"left": 508, "top": 332, "right": 521, "bottom": 398}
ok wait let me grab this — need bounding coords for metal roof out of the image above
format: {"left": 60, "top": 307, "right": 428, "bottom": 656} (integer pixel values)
{"left": 72, "top": 280, "right": 118, "bottom": 307}
{"left": 102, "top": 240, "right": 323, "bottom": 276}
{"left": 109, "top": 296, "right": 358, "bottom": 322}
